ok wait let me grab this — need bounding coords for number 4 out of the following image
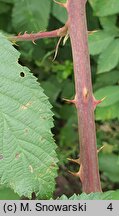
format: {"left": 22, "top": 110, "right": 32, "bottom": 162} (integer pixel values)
{"left": 107, "top": 203, "right": 113, "bottom": 211}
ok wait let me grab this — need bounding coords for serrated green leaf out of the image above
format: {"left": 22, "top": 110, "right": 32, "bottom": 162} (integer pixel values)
{"left": 89, "top": 0, "right": 119, "bottom": 17}
{"left": 88, "top": 31, "right": 114, "bottom": 55}
{"left": 94, "top": 86, "right": 119, "bottom": 107}
{"left": 12, "top": 0, "right": 51, "bottom": 32}
{"left": 99, "top": 15, "right": 119, "bottom": 35}
{"left": 59, "top": 191, "right": 114, "bottom": 200}
{"left": 58, "top": 194, "right": 68, "bottom": 200}
{"left": 99, "top": 153, "right": 119, "bottom": 182}
{"left": 94, "top": 70, "right": 119, "bottom": 90}
{"left": 0, "top": 186, "right": 20, "bottom": 200}
{"left": 0, "top": 34, "right": 58, "bottom": 199}
{"left": 95, "top": 102, "right": 119, "bottom": 120}
{"left": 97, "top": 39, "right": 119, "bottom": 73}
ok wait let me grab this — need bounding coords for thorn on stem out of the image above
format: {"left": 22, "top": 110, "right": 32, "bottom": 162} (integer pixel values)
{"left": 97, "top": 145, "right": 105, "bottom": 154}
{"left": 93, "top": 96, "right": 106, "bottom": 110}
{"left": 68, "top": 170, "right": 80, "bottom": 178}
{"left": 53, "top": 0, "right": 67, "bottom": 8}
{"left": 32, "top": 40, "right": 36, "bottom": 45}
{"left": 88, "top": 30, "right": 98, "bottom": 35}
{"left": 63, "top": 95, "right": 77, "bottom": 105}
{"left": 18, "top": 32, "right": 22, "bottom": 36}
{"left": 67, "top": 158, "right": 80, "bottom": 165}
{"left": 24, "top": 31, "right": 27, "bottom": 35}
{"left": 68, "top": 165, "right": 83, "bottom": 182}
{"left": 63, "top": 98, "right": 76, "bottom": 104}
{"left": 68, "top": 161, "right": 83, "bottom": 182}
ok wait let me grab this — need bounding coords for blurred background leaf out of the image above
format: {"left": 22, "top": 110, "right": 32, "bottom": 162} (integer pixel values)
{"left": 0, "top": 0, "right": 119, "bottom": 199}
{"left": 0, "top": 186, "right": 20, "bottom": 200}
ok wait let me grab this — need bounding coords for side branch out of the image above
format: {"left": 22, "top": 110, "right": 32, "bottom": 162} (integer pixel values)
{"left": 9, "top": 23, "right": 68, "bottom": 43}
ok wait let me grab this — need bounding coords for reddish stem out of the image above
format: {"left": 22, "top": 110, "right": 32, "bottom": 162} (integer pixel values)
{"left": 67, "top": 0, "right": 102, "bottom": 193}
{"left": 10, "top": 23, "right": 68, "bottom": 42}
{"left": 9, "top": 0, "right": 102, "bottom": 193}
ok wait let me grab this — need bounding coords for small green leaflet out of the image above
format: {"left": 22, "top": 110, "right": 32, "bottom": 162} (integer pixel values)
{"left": 12, "top": 0, "right": 51, "bottom": 32}
{"left": 94, "top": 86, "right": 119, "bottom": 107}
{"left": 52, "top": 0, "right": 67, "bottom": 24}
{"left": 88, "top": 31, "right": 114, "bottom": 55}
{"left": 89, "top": 0, "right": 119, "bottom": 17}
{"left": 97, "top": 39, "right": 119, "bottom": 73}
{"left": 99, "top": 153, "right": 119, "bottom": 183}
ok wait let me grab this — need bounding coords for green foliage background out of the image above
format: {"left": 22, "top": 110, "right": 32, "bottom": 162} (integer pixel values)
{"left": 0, "top": 0, "right": 119, "bottom": 199}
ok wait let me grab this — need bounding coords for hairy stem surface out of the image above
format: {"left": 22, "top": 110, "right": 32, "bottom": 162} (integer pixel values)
{"left": 67, "top": 0, "right": 102, "bottom": 193}
{"left": 10, "top": 23, "right": 68, "bottom": 42}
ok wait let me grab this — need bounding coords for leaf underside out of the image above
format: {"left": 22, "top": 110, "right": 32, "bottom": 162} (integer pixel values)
{"left": 0, "top": 34, "right": 58, "bottom": 199}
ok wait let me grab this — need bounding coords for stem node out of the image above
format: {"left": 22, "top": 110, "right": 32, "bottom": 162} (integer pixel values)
{"left": 83, "top": 87, "right": 89, "bottom": 100}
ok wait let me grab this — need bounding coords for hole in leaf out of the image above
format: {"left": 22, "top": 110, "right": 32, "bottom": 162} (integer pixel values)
{"left": 20, "top": 72, "right": 25, "bottom": 77}
{"left": 24, "top": 128, "right": 29, "bottom": 134}
{"left": 15, "top": 153, "right": 20, "bottom": 159}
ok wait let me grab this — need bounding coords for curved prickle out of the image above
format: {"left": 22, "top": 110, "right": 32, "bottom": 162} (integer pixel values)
{"left": 93, "top": 95, "right": 106, "bottom": 110}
